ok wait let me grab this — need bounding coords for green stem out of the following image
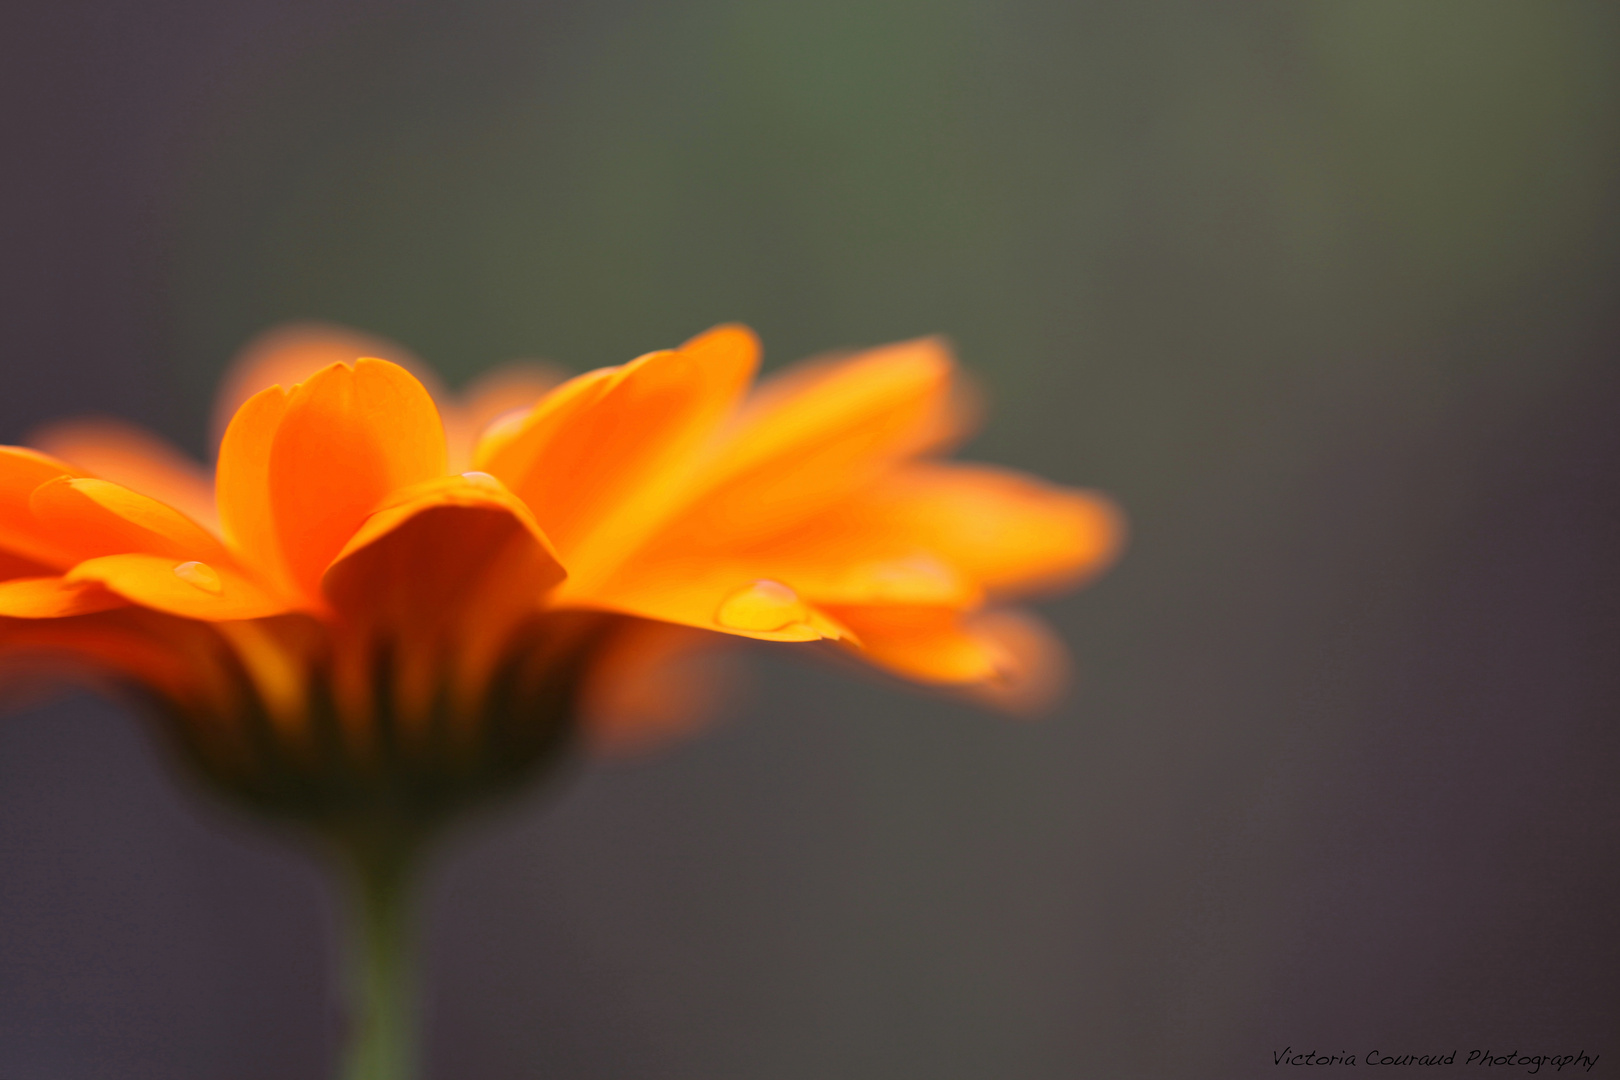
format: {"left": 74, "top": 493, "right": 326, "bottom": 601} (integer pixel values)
{"left": 339, "top": 836, "right": 421, "bottom": 1080}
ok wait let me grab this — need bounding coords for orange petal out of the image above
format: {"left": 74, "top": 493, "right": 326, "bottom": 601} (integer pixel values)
{"left": 769, "top": 464, "right": 1124, "bottom": 597}
{"left": 729, "top": 337, "right": 967, "bottom": 459}
{"left": 562, "top": 560, "right": 848, "bottom": 643}
{"left": 825, "top": 604, "right": 1014, "bottom": 684}
{"left": 211, "top": 322, "right": 436, "bottom": 448}
{"left": 478, "top": 325, "right": 759, "bottom": 586}
{"left": 582, "top": 620, "right": 736, "bottom": 753}
{"left": 29, "top": 477, "right": 231, "bottom": 564}
{"left": 655, "top": 338, "right": 965, "bottom": 549}
{"left": 0, "top": 576, "right": 127, "bottom": 618}
{"left": 218, "top": 359, "right": 448, "bottom": 603}
{"left": 474, "top": 365, "right": 618, "bottom": 485}
{"left": 459, "top": 362, "right": 570, "bottom": 429}
{"left": 0, "top": 608, "right": 233, "bottom": 712}
{"left": 216, "top": 383, "right": 294, "bottom": 591}
{"left": 323, "top": 472, "right": 566, "bottom": 621}
{"left": 65, "top": 554, "right": 289, "bottom": 620}
{"left": 322, "top": 474, "right": 569, "bottom": 723}
{"left": 870, "top": 466, "right": 1122, "bottom": 593}
{"left": 0, "top": 549, "right": 53, "bottom": 582}
{"left": 210, "top": 617, "right": 325, "bottom": 736}
{"left": 271, "top": 359, "right": 447, "bottom": 596}
{"left": 956, "top": 609, "right": 1070, "bottom": 713}
{"left": 624, "top": 465, "right": 1116, "bottom": 616}
{"left": 0, "top": 446, "right": 84, "bottom": 568}
{"left": 441, "top": 361, "right": 568, "bottom": 472}
{"left": 770, "top": 552, "right": 977, "bottom": 607}
{"left": 30, "top": 418, "right": 218, "bottom": 531}
{"left": 567, "top": 545, "right": 975, "bottom": 615}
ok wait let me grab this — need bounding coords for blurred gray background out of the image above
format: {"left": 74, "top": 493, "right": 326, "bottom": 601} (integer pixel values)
{"left": 1, "top": 1, "right": 1617, "bottom": 1076}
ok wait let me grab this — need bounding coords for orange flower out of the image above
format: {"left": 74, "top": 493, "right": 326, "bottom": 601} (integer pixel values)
{"left": 0, "top": 323, "right": 1120, "bottom": 827}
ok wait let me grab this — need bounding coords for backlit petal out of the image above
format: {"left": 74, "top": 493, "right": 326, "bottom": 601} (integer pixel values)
{"left": 211, "top": 322, "right": 433, "bottom": 447}
{"left": 826, "top": 604, "right": 1013, "bottom": 684}
{"left": 771, "top": 552, "right": 977, "bottom": 607}
{"left": 565, "top": 558, "right": 849, "bottom": 643}
{"left": 479, "top": 325, "right": 759, "bottom": 586}
{"left": 762, "top": 464, "right": 1123, "bottom": 597}
{"left": 0, "top": 549, "right": 53, "bottom": 582}
{"left": 582, "top": 619, "right": 734, "bottom": 752}
{"left": 0, "top": 609, "right": 236, "bottom": 714}
{"left": 442, "top": 361, "right": 567, "bottom": 472}
{"left": 323, "top": 474, "right": 569, "bottom": 723}
{"left": 30, "top": 477, "right": 231, "bottom": 564}
{"left": 31, "top": 419, "right": 218, "bottom": 531}
{"left": 0, "top": 447, "right": 84, "bottom": 568}
{"left": 474, "top": 366, "right": 618, "bottom": 488}
{"left": 652, "top": 338, "right": 964, "bottom": 550}
{"left": 0, "top": 576, "right": 127, "bottom": 618}
{"left": 216, "top": 384, "right": 294, "bottom": 591}
{"left": 957, "top": 609, "right": 1069, "bottom": 713}
{"left": 607, "top": 464, "right": 1115, "bottom": 625}
{"left": 867, "top": 466, "right": 1122, "bottom": 593}
{"left": 323, "top": 473, "right": 566, "bottom": 620}
{"left": 216, "top": 359, "right": 448, "bottom": 603}
{"left": 66, "top": 553, "right": 290, "bottom": 620}
{"left": 569, "top": 545, "right": 975, "bottom": 614}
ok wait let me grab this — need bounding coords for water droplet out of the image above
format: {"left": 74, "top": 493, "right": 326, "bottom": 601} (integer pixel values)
{"left": 173, "top": 560, "right": 222, "bottom": 594}
{"left": 460, "top": 471, "right": 501, "bottom": 489}
{"left": 716, "top": 580, "right": 807, "bottom": 632}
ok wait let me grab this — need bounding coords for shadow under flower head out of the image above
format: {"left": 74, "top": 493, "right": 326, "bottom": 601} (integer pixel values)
{"left": 0, "top": 323, "right": 1121, "bottom": 829}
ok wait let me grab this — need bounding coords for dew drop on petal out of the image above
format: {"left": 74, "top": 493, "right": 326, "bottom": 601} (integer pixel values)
{"left": 716, "top": 579, "right": 808, "bottom": 632}
{"left": 173, "top": 560, "right": 223, "bottom": 594}
{"left": 460, "top": 470, "right": 501, "bottom": 490}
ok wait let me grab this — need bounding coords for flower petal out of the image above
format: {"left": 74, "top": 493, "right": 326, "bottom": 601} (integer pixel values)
{"left": 0, "top": 549, "right": 54, "bottom": 582}
{"left": 578, "top": 546, "right": 976, "bottom": 614}
{"left": 0, "top": 609, "right": 236, "bottom": 714}
{"left": 867, "top": 466, "right": 1122, "bottom": 593}
{"left": 65, "top": 553, "right": 289, "bottom": 620}
{"left": 564, "top": 560, "right": 849, "bottom": 643}
{"left": 582, "top": 619, "right": 735, "bottom": 752}
{"left": 586, "top": 463, "right": 1115, "bottom": 637}
{"left": 216, "top": 382, "right": 293, "bottom": 590}
{"left": 658, "top": 337, "right": 964, "bottom": 547}
{"left": 217, "top": 359, "right": 448, "bottom": 604}
{"left": 210, "top": 322, "right": 433, "bottom": 448}
{"left": 442, "top": 361, "right": 567, "bottom": 472}
{"left": 0, "top": 576, "right": 127, "bottom": 618}
{"left": 825, "top": 604, "right": 1014, "bottom": 684}
{"left": 29, "top": 477, "right": 231, "bottom": 564}
{"left": 478, "top": 324, "right": 759, "bottom": 586}
{"left": 30, "top": 419, "right": 218, "bottom": 531}
{"left": 956, "top": 609, "right": 1070, "bottom": 713}
{"left": 322, "top": 473, "right": 566, "bottom": 621}
{"left": 763, "top": 464, "right": 1124, "bottom": 597}
{"left": 473, "top": 365, "right": 617, "bottom": 485}
{"left": 321, "top": 474, "right": 570, "bottom": 725}
{"left": 0, "top": 447, "right": 84, "bottom": 568}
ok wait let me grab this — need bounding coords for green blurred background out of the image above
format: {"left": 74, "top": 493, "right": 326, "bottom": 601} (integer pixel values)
{"left": 2, "top": 1, "right": 1618, "bottom": 1077}
{"left": 169, "top": 1, "right": 1620, "bottom": 475}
